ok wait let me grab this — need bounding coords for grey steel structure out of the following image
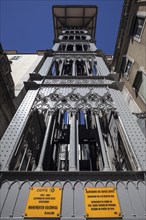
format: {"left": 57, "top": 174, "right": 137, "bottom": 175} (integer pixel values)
{"left": 0, "top": 5, "right": 146, "bottom": 220}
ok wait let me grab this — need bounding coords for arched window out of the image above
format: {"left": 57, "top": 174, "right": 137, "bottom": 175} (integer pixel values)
{"left": 87, "top": 58, "right": 94, "bottom": 75}
{"left": 76, "top": 44, "right": 83, "bottom": 51}
{"left": 62, "top": 58, "right": 73, "bottom": 76}
{"left": 63, "top": 35, "right": 68, "bottom": 40}
{"left": 76, "top": 58, "right": 86, "bottom": 76}
{"left": 50, "top": 59, "right": 61, "bottom": 76}
{"left": 59, "top": 44, "right": 66, "bottom": 51}
{"left": 83, "top": 44, "right": 90, "bottom": 51}
{"left": 67, "top": 44, "right": 74, "bottom": 51}
{"left": 75, "top": 36, "right": 81, "bottom": 40}
{"left": 81, "top": 35, "right": 86, "bottom": 40}
{"left": 69, "top": 35, "right": 74, "bottom": 40}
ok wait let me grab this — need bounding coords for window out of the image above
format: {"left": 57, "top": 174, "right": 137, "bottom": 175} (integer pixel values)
{"left": 131, "top": 16, "right": 145, "bottom": 39}
{"left": 75, "top": 36, "right": 80, "bottom": 40}
{"left": 81, "top": 36, "right": 86, "bottom": 40}
{"left": 120, "top": 56, "right": 134, "bottom": 79}
{"left": 76, "top": 44, "right": 83, "bottom": 51}
{"left": 67, "top": 44, "right": 74, "bottom": 51}
{"left": 50, "top": 60, "right": 60, "bottom": 76}
{"left": 83, "top": 44, "right": 90, "bottom": 51}
{"left": 63, "top": 35, "right": 68, "bottom": 40}
{"left": 133, "top": 71, "right": 146, "bottom": 102}
{"left": 62, "top": 58, "right": 72, "bottom": 76}
{"left": 76, "top": 59, "right": 86, "bottom": 76}
{"left": 59, "top": 44, "right": 66, "bottom": 51}
{"left": 69, "top": 35, "right": 74, "bottom": 40}
{"left": 124, "top": 60, "right": 132, "bottom": 78}
{"left": 10, "top": 56, "right": 21, "bottom": 60}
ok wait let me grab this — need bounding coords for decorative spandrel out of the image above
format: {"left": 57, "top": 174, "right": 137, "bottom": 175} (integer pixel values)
{"left": 44, "top": 79, "right": 113, "bottom": 85}
{"left": 33, "top": 87, "right": 115, "bottom": 114}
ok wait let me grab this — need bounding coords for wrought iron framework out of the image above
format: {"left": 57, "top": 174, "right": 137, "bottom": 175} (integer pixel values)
{"left": 0, "top": 5, "right": 146, "bottom": 220}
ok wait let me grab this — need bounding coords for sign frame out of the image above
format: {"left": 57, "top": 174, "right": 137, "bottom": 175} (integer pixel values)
{"left": 84, "top": 187, "right": 122, "bottom": 219}
{"left": 24, "top": 187, "right": 62, "bottom": 219}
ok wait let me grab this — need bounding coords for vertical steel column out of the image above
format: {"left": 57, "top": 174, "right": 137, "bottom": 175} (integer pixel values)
{"left": 72, "top": 59, "right": 76, "bottom": 76}
{"left": 69, "top": 111, "right": 79, "bottom": 171}
{"left": 18, "top": 145, "right": 28, "bottom": 171}
{"left": 25, "top": 152, "right": 32, "bottom": 171}
{"left": 31, "top": 159, "right": 36, "bottom": 171}
{"left": 59, "top": 59, "right": 64, "bottom": 76}
{"left": 85, "top": 61, "right": 90, "bottom": 76}
{"left": 65, "top": 43, "right": 68, "bottom": 51}
{"left": 103, "top": 139, "right": 112, "bottom": 170}
{"left": 82, "top": 44, "right": 84, "bottom": 51}
{"left": 73, "top": 44, "right": 76, "bottom": 51}
{"left": 91, "top": 59, "right": 94, "bottom": 76}
{"left": 84, "top": 110, "right": 88, "bottom": 129}
{"left": 35, "top": 113, "right": 53, "bottom": 171}
{"left": 94, "top": 113, "right": 111, "bottom": 171}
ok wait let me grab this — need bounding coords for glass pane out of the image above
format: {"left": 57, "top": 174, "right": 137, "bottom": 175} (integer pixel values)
{"left": 64, "top": 111, "right": 68, "bottom": 125}
{"left": 80, "top": 111, "right": 85, "bottom": 125}
{"left": 138, "top": 17, "right": 144, "bottom": 26}
{"left": 136, "top": 27, "right": 142, "bottom": 37}
{"left": 134, "top": 17, "right": 145, "bottom": 37}
{"left": 125, "top": 60, "right": 132, "bottom": 75}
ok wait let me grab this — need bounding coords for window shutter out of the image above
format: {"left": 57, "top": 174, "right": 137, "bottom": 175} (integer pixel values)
{"left": 120, "top": 55, "right": 126, "bottom": 73}
{"left": 132, "top": 71, "right": 142, "bottom": 91}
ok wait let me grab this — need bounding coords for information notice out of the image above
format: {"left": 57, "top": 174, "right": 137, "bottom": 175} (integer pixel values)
{"left": 24, "top": 187, "right": 62, "bottom": 218}
{"left": 84, "top": 187, "right": 122, "bottom": 218}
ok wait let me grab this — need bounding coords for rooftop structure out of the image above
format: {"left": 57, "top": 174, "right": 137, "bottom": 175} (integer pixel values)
{"left": 53, "top": 5, "right": 97, "bottom": 40}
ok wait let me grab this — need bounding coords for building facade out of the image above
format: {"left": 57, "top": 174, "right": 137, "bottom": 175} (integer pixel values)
{"left": 0, "top": 5, "right": 146, "bottom": 220}
{"left": 112, "top": 0, "right": 146, "bottom": 135}
{"left": 0, "top": 45, "right": 16, "bottom": 139}
{"left": 0, "top": 49, "right": 44, "bottom": 138}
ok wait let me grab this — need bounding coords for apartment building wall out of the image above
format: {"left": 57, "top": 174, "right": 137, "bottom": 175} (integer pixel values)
{"left": 7, "top": 54, "right": 43, "bottom": 96}
{"left": 123, "top": 5, "right": 146, "bottom": 109}
{"left": 0, "top": 48, "right": 15, "bottom": 139}
{"left": 0, "top": 52, "right": 44, "bottom": 139}
{"left": 112, "top": 0, "right": 146, "bottom": 135}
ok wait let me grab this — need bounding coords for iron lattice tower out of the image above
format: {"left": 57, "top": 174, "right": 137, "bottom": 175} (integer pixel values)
{"left": 0, "top": 5, "right": 146, "bottom": 220}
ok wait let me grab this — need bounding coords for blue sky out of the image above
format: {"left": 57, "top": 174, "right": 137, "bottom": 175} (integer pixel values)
{"left": 0, "top": 0, "right": 123, "bottom": 54}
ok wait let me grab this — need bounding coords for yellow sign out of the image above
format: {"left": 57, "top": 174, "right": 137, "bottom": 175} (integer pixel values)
{"left": 24, "top": 187, "right": 62, "bottom": 218}
{"left": 84, "top": 187, "right": 122, "bottom": 219}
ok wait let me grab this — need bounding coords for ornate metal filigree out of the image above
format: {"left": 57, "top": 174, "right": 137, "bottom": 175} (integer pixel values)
{"left": 33, "top": 87, "right": 115, "bottom": 114}
{"left": 44, "top": 79, "right": 113, "bottom": 85}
